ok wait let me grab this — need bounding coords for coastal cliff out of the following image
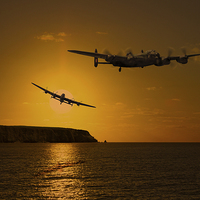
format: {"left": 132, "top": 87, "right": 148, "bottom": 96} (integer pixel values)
{"left": 0, "top": 125, "right": 98, "bottom": 143}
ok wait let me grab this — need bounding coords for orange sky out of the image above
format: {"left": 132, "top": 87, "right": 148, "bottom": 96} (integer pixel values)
{"left": 1, "top": 0, "right": 200, "bottom": 142}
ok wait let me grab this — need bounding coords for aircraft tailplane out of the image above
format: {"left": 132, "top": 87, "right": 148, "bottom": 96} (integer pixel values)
{"left": 94, "top": 49, "right": 98, "bottom": 67}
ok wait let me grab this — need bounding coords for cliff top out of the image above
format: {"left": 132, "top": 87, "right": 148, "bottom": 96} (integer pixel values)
{"left": 0, "top": 125, "right": 98, "bottom": 143}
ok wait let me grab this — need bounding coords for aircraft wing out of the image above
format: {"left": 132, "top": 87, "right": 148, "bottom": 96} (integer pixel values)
{"left": 168, "top": 53, "right": 200, "bottom": 60}
{"left": 32, "top": 82, "right": 96, "bottom": 108}
{"left": 64, "top": 97, "right": 96, "bottom": 108}
{"left": 31, "top": 82, "right": 60, "bottom": 99}
{"left": 186, "top": 53, "right": 200, "bottom": 58}
{"left": 68, "top": 50, "right": 108, "bottom": 59}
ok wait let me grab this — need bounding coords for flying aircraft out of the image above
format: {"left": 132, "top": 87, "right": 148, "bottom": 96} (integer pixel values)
{"left": 32, "top": 82, "right": 96, "bottom": 108}
{"left": 68, "top": 49, "right": 200, "bottom": 72}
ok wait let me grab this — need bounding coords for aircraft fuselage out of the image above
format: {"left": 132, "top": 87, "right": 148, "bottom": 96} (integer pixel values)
{"left": 60, "top": 93, "right": 65, "bottom": 104}
{"left": 106, "top": 54, "right": 157, "bottom": 68}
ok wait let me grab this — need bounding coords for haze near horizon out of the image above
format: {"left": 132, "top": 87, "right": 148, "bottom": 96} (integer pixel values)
{"left": 1, "top": 0, "right": 200, "bottom": 142}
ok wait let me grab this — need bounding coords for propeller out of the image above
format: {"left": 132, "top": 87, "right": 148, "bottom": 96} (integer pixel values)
{"left": 124, "top": 48, "right": 133, "bottom": 56}
{"left": 169, "top": 47, "right": 185, "bottom": 69}
{"left": 181, "top": 47, "right": 188, "bottom": 59}
{"left": 165, "top": 47, "right": 177, "bottom": 69}
{"left": 44, "top": 87, "right": 48, "bottom": 93}
{"left": 170, "top": 61, "right": 180, "bottom": 70}
{"left": 181, "top": 47, "right": 186, "bottom": 55}
{"left": 102, "top": 48, "right": 112, "bottom": 55}
{"left": 165, "top": 47, "right": 175, "bottom": 66}
{"left": 116, "top": 50, "right": 125, "bottom": 56}
{"left": 176, "top": 47, "right": 189, "bottom": 64}
{"left": 168, "top": 47, "right": 175, "bottom": 57}
{"left": 102, "top": 48, "right": 134, "bottom": 57}
{"left": 51, "top": 91, "right": 58, "bottom": 98}
{"left": 102, "top": 48, "right": 124, "bottom": 56}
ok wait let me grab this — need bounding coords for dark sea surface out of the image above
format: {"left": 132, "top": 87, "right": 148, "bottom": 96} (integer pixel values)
{"left": 0, "top": 143, "right": 200, "bottom": 199}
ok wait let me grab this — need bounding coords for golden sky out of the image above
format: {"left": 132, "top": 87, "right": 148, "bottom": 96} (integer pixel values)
{"left": 1, "top": 0, "right": 200, "bottom": 142}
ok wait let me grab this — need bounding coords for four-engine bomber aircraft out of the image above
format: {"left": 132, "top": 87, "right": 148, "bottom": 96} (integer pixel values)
{"left": 68, "top": 49, "right": 200, "bottom": 72}
{"left": 32, "top": 82, "right": 96, "bottom": 108}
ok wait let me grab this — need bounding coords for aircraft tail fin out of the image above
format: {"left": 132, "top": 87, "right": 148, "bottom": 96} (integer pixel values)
{"left": 94, "top": 49, "right": 98, "bottom": 67}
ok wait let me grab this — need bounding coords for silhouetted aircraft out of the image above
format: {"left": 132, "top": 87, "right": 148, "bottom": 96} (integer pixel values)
{"left": 32, "top": 82, "right": 96, "bottom": 108}
{"left": 68, "top": 49, "right": 200, "bottom": 72}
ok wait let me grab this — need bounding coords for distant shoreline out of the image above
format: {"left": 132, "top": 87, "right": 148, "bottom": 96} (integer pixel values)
{"left": 0, "top": 125, "right": 98, "bottom": 143}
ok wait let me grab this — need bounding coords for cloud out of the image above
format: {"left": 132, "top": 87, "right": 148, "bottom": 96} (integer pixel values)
{"left": 134, "top": 107, "right": 164, "bottom": 116}
{"left": 165, "top": 124, "right": 186, "bottom": 129}
{"left": 0, "top": 118, "right": 14, "bottom": 122}
{"left": 165, "top": 98, "right": 181, "bottom": 107}
{"left": 192, "top": 47, "right": 200, "bottom": 53}
{"left": 121, "top": 107, "right": 165, "bottom": 118}
{"left": 36, "top": 32, "right": 68, "bottom": 42}
{"left": 96, "top": 31, "right": 108, "bottom": 35}
{"left": 115, "top": 102, "right": 125, "bottom": 106}
{"left": 120, "top": 113, "right": 134, "bottom": 119}
{"left": 193, "top": 112, "right": 200, "bottom": 115}
{"left": 55, "top": 38, "right": 65, "bottom": 42}
{"left": 57, "top": 32, "right": 66, "bottom": 36}
{"left": 116, "top": 123, "right": 138, "bottom": 128}
{"left": 36, "top": 34, "right": 55, "bottom": 41}
{"left": 171, "top": 98, "right": 180, "bottom": 101}
{"left": 161, "top": 116, "right": 188, "bottom": 122}
{"left": 146, "top": 86, "right": 162, "bottom": 91}
{"left": 146, "top": 87, "right": 156, "bottom": 91}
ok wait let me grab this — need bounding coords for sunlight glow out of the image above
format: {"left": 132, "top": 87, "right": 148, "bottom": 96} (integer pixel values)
{"left": 49, "top": 89, "right": 74, "bottom": 114}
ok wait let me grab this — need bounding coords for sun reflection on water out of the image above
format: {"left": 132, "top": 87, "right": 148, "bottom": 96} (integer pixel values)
{"left": 49, "top": 143, "right": 79, "bottom": 162}
{"left": 37, "top": 144, "right": 86, "bottom": 199}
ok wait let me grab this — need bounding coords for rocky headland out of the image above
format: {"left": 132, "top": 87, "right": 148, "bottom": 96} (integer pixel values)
{"left": 0, "top": 125, "right": 98, "bottom": 143}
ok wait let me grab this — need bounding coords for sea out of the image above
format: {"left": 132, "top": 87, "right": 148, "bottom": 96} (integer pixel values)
{"left": 0, "top": 143, "right": 200, "bottom": 199}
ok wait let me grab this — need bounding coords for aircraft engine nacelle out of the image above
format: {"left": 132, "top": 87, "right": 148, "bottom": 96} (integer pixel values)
{"left": 162, "top": 58, "right": 170, "bottom": 65}
{"left": 51, "top": 93, "right": 56, "bottom": 98}
{"left": 155, "top": 58, "right": 170, "bottom": 66}
{"left": 94, "top": 49, "right": 98, "bottom": 67}
{"left": 176, "top": 57, "right": 188, "bottom": 64}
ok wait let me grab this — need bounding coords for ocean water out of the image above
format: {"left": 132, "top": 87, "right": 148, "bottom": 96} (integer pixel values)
{"left": 0, "top": 143, "right": 200, "bottom": 199}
